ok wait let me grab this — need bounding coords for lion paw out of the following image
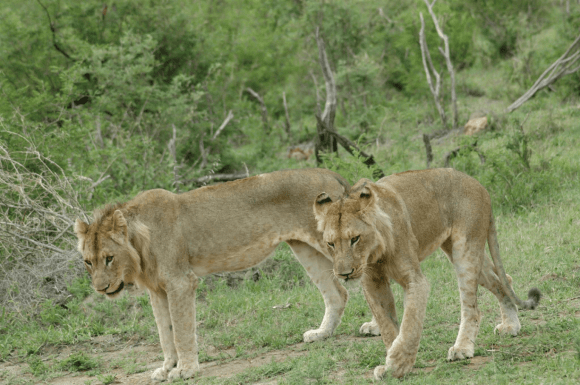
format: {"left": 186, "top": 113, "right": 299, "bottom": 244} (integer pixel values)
{"left": 373, "top": 359, "right": 413, "bottom": 380}
{"left": 447, "top": 345, "right": 474, "bottom": 361}
{"left": 151, "top": 367, "right": 169, "bottom": 382}
{"left": 167, "top": 361, "right": 200, "bottom": 381}
{"left": 303, "top": 328, "right": 332, "bottom": 343}
{"left": 359, "top": 321, "right": 381, "bottom": 336}
{"left": 494, "top": 322, "right": 520, "bottom": 336}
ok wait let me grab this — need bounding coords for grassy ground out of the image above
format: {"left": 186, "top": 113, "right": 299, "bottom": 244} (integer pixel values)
{"left": 1, "top": 68, "right": 580, "bottom": 384}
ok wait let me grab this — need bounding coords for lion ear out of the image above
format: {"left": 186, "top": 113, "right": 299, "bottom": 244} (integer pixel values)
{"left": 74, "top": 218, "right": 89, "bottom": 252}
{"left": 74, "top": 218, "right": 88, "bottom": 237}
{"left": 355, "top": 181, "right": 377, "bottom": 212}
{"left": 313, "top": 192, "right": 333, "bottom": 224}
{"left": 111, "top": 210, "right": 128, "bottom": 238}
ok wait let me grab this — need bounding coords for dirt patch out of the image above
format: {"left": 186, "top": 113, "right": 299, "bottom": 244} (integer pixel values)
{"left": 465, "top": 356, "right": 493, "bottom": 370}
{"left": 0, "top": 339, "right": 312, "bottom": 385}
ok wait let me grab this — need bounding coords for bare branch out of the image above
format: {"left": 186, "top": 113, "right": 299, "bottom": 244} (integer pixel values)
{"left": 282, "top": 92, "right": 291, "bottom": 137}
{"left": 169, "top": 124, "right": 180, "bottom": 192}
{"left": 420, "top": 0, "right": 458, "bottom": 129}
{"left": 36, "top": 0, "right": 74, "bottom": 61}
{"left": 212, "top": 110, "right": 234, "bottom": 141}
{"left": 246, "top": 88, "right": 270, "bottom": 133}
{"left": 507, "top": 33, "right": 580, "bottom": 113}
{"left": 422, "top": 133, "right": 433, "bottom": 168}
{"left": 419, "top": 12, "right": 447, "bottom": 129}
{"left": 0, "top": 130, "right": 88, "bottom": 311}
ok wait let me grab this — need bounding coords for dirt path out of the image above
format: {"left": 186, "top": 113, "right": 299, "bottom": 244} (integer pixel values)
{"left": 0, "top": 335, "right": 498, "bottom": 384}
{"left": 0, "top": 338, "right": 314, "bottom": 384}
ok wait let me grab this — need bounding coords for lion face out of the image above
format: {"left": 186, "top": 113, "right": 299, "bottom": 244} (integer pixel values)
{"left": 74, "top": 209, "right": 143, "bottom": 299}
{"left": 313, "top": 180, "right": 394, "bottom": 282}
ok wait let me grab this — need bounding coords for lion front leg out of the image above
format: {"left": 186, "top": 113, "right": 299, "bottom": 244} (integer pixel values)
{"left": 164, "top": 270, "right": 200, "bottom": 381}
{"left": 361, "top": 274, "right": 397, "bottom": 341}
{"left": 149, "top": 290, "right": 178, "bottom": 381}
{"left": 373, "top": 271, "right": 429, "bottom": 380}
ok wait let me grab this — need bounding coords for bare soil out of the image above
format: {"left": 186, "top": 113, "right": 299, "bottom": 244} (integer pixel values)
{"left": 0, "top": 334, "right": 501, "bottom": 385}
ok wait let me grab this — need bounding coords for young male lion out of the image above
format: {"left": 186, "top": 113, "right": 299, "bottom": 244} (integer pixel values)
{"left": 313, "top": 168, "right": 540, "bottom": 379}
{"left": 74, "top": 168, "right": 360, "bottom": 382}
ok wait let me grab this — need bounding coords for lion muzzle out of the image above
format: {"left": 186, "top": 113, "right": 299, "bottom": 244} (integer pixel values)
{"left": 335, "top": 267, "right": 355, "bottom": 281}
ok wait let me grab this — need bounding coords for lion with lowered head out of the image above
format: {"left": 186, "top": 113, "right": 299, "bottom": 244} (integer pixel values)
{"left": 313, "top": 168, "right": 540, "bottom": 380}
{"left": 74, "top": 169, "right": 361, "bottom": 382}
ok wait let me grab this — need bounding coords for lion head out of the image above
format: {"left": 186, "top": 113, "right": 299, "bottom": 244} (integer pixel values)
{"left": 313, "top": 179, "right": 394, "bottom": 282}
{"left": 74, "top": 205, "right": 150, "bottom": 299}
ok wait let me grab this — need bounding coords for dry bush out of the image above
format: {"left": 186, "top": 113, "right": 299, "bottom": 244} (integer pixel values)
{"left": 0, "top": 131, "right": 89, "bottom": 312}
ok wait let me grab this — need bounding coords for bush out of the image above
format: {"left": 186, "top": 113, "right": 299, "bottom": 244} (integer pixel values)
{"left": 447, "top": 124, "right": 556, "bottom": 213}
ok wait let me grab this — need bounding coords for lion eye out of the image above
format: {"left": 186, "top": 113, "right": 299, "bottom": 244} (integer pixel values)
{"left": 327, "top": 242, "right": 335, "bottom": 248}
{"left": 351, "top": 236, "right": 360, "bottom": 246}
{"left": 84, "top": 260, "right": 92, "bottom": 267}
{"left": 106, "top": 255, "right": 114, "bottom": 265}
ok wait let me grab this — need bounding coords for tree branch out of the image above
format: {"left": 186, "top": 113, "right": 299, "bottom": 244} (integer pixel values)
{"left": 422, "top": 133, "right": 433, "bottom": 168}
{"left": 246, "top": 88, "right": 270, "bottom": 133}
{"left": 282, "top": 92, "right": 291, "bottom": 137}
{"left": 36, "top": 0, "right": 74, "bottom": 61}
{"left": 507, "top": 32, "right": 580, "bottom": 113}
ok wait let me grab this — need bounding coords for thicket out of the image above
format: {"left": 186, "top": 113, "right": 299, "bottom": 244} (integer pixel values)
{"left": 1, "top": 0, "right": 579, "bottom": 310}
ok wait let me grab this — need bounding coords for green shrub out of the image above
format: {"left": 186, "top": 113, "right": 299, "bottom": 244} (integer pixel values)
{"left": 447, "top": 125, "right": 556, "bottom": 213}
{"left": 319, "top": 147, "right": 382, "bottom": 185}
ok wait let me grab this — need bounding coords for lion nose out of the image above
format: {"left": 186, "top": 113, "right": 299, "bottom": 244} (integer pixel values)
{"left": 97, "top": 284, "right": 110, "bottom": 293}
{"left": 337, "top": 268, "right": 355, "bottom": 279}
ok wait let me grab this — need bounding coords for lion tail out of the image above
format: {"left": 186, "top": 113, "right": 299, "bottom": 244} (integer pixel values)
{"left": 488, "top": 215, "right": 541, "bottom": 310}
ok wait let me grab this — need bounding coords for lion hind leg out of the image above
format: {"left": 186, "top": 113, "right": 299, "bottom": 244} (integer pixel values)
{"left": 478, "top": 257, "right": 521, "bottom": 336}
{"left": 287, "top": 240, "right": 348, "bottom": 342}
{"left": 447, "top": 241, "right": 483, "bottom": 362}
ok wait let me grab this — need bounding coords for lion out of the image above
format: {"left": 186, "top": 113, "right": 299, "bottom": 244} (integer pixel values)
{"left": 313, "top": 168, "right": 541, "bottom": 379}
{"left": 74, "top": 168, "right": 360, "bottom": 382}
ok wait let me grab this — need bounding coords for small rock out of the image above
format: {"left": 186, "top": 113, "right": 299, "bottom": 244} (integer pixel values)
{"left": 463, "top": 116, "right": 488, "bottom": 136}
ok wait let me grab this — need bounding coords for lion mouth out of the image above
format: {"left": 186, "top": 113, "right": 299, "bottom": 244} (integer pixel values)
{"left": 106, "top": 281, "right": 124, "bottom": 296}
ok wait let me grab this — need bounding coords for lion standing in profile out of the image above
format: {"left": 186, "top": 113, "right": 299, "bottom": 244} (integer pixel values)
{"left": 74, "top": 169, "right": 358, "bottom": 382}
{"left": 313, "top": 168, "right": 540, "bottom": 380}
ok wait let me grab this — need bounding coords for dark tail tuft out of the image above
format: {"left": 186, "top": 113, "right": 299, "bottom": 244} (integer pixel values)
{"left": 526, "top": 287, "right": 541, "bottom": 310}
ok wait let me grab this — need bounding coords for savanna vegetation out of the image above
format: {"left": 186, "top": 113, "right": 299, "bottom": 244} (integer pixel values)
{"left": 0, "top": 0, "right": 579, "bottom": 383}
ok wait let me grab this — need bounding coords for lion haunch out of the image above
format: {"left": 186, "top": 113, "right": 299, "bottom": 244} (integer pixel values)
{"left": 313, "top": 168, "right": 540, "bottom": 380}
{"left": 75, "top": 168, "right": 356, "bottom": 382}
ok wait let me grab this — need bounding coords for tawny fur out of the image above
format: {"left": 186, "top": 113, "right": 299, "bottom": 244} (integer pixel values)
{"left": 313, "top": 168, "right": 540, "bottom": 380}
{"left": 75, "top": 169, "right": 358, "bottom": 382}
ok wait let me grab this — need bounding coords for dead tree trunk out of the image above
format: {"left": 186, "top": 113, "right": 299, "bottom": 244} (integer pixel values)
{"left": 313, "top": 27, "right": 384, "bottom": 178}
{"left": 314, "top": 27, "right": 338, "bottom": 163}
{"left": 506, "top": 32, "right": 580, "bottom": 113}
{"left": 419, "top": 0, "right": 458, "bottom": 130}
